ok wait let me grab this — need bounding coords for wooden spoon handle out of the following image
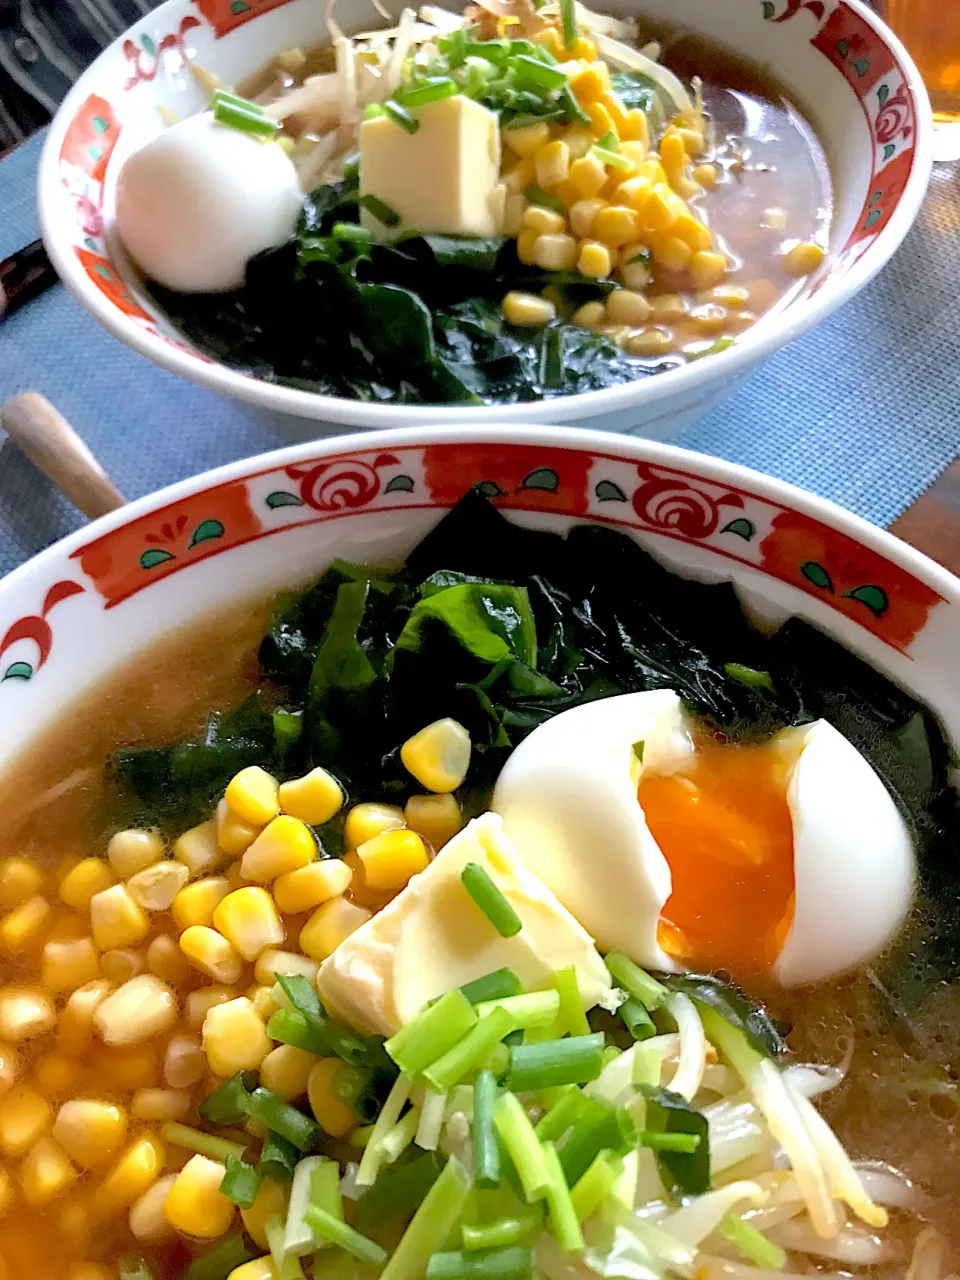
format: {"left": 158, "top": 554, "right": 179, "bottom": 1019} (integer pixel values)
{"left": 1, "top": 391, "right": 126, "bottom": 520}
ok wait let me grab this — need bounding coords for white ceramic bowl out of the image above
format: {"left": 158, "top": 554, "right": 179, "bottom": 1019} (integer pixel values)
{"left": 0, "top": 428, "right": 957, "bottom": 768}
{"left": 37, "top": 0, "right": 932, "bottom": 442}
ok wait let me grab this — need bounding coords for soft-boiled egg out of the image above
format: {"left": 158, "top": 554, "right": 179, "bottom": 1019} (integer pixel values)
{"left": 115, "top": 112, "right": 303, "bottom": 293}
{"left": 493, "top": 690, "right": 916, "bottom": 986}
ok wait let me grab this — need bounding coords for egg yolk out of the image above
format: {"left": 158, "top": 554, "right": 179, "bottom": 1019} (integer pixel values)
{"left": 637, "top": 740, "right": 795, "bottom": 978}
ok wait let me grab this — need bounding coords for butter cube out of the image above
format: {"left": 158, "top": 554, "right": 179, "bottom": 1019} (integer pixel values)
{"left": 317, "top": 813, "right": 611, "bottom": 1035}
{"left": 360, "top": 95, "right": 504, "bottom": 239}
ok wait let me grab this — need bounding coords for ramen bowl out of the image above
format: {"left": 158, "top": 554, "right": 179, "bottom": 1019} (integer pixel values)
{"left": 37, "top": 0, "right": 932, "bottom": 440}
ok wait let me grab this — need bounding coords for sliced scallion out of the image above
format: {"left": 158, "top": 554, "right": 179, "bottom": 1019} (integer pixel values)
{"left": 591, "top": 144, "right": 632, "bottom": 171}
{"left": 219, "top": 1156, "right": 262, "bottom": 1209}
{"left": 604, "top": 953, "right": 668, "bottom": 1011}
{"left": 386, "top": 988, "right": 478, "bottom": 1078}
{"left": 259, "top": 1130, "right": 299, "bottom": 1182}
{"left": 332, "top": 222, "right": 374, "bottom": 244}
{"left": 427, "top": 1246, "right": 534, "bottom": 1280}
{"left": 506, "top": 1034, "right": 605, "bottom": 1092}
{"left": 473, "top": 1068, "right": 501, "bottom": 1190}
{"left": 358, "top": 194, "right": 402, "bottom": 227}
{"left": 504, "top": 108, "right": 566, "bottom": 129}
{"left": 160, "top": 1122, "right": 246, "bottom": 1163}
{"left": 492, "top": 1092, "right": 550, "bottom": 1203}
{"left": 719, "top": 1212, "right": 787, "bottom": 1270}
{"left": 198, "top": 1071, "right": 254, "bottom": 1125}
{"left": 569, "top": 1149, "right": 623, "bottom": 1220}
{"left": 283, "top": 1155, "right": 327, "bottom": 1259}
{"left": 541, "top": 1140, "right": 584, "bottom": 1253}
{"left": 379, "top": 1156, "right": 473, "bottom": 1280}
{"left": 245, "top": 1088, "right": 320, "bottom": 1152}
{"left": 424, "top": 1006, "right": 514, "bottom": 1093}
{"left": 475, "top": 991, "right": 559, "bottom": 1030}
{"left": 524, "top": 185, "right": 566, "bottom": 215}
{"left": 267, "top": 1008, "right": 330, "bottom": 1058}
{"left": 535, "top": 1087, "right": 586, "bottom": 1143}
{"left": 462, "top": 1210, "right": 541, "bottom": 1252}
{"left": 354, "top": 1151, "right": 444, "bottom": 1231}
{"left": 632, "top": 739, "right": 645, "bottom": 761}
{"left": 181, "top": 1234, "right": 254, "bottom": 1280}
{"left": 724, "top": 661, "right": 775, "bottom": 691}
{"left": 513, "top": 54, "right": 567, "bottom": 91}
{"left": 461, "top": 862, "right": 522, "bottom": 938}
{"left": 461, "top": 967, "right": 523, "bottom": 1004}
{"left": 404, "top": 76, "right": 459, "bottom": 107}
{"left": 639, "top": 1130, "right": 701, "bottom": 1153}
{"left": 554, "top": 968, "right": 590, "bottom": 1038}
{"left": 385, "top": 100, "right": 420, "bottom": 133}
{"left": 365, "top": 103, "right": 389, "bottom": 118}
{"left": 620, "top": 997, "right": 656, "bottom": 1041}
{"left": 304, "top": 1206, "right": 387, "bottom": 1265}
{"left": 212, "top": 98, "right": 278, "bottom": 139}
{"left": 559, "top": 0, "right": 577, "bottom": 48}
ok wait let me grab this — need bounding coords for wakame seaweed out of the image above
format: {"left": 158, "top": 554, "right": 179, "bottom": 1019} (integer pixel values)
{"left": 149, "top": 171, "right": 679, "bottom": 406}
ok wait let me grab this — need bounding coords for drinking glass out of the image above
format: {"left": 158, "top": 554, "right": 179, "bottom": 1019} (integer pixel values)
{"left": 878, "top": 0, "right": 960, "bottom": 161}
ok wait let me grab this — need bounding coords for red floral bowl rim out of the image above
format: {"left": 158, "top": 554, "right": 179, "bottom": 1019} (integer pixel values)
{"left": 36, "top": 0, "right": 935, "bottom": 429}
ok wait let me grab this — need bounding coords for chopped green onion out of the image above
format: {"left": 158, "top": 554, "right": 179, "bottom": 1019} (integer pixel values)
{"left": 558, "top": 1098, "right": 637, "bottom": 1185}
{"left": 266, "top": 1008, "right": 331, "bottom": 1058}
{"left": 512, "top": 54, "right": 568, "bottom": 90}
{"left": 560, "top": 85, "right": 591, "bottom": 126}
{"left": 639, "top": 1130, "right": 701, "bottom": 1153}
{"left": 473, "top": 1068, "right": 501, "bottom": 1190}
{"left": 462, "top": 1211, "right": 540, "bottom": 1252}
{"left": 535, "top": 1087, "right": 586, "bottom": 1143}
{"left": 542, "top": 1142, "right": 584, "bottom": 1252}
{"left": 524, "top": 185, "right": 566, "bottom": 215}
{"left": 365, "top": 102, "right": 389, "bottom": 119}
{"left": 355, "top": 1151, "right": 444, "bottom": 1231}
{"left": 356, "top": 1074, "right": 412, "bottom": 1187}
{"left": 403, "top": 76, "right": 459, "bottom": 107}
{"left": 591, "top": 144, "right": 632, "bottom": 171}
{"left": 198, "top": 1072, "right": 254, "bottom": 1125}
{"left": 245, "top": 1088, "right": 320, "bottom": 1153}
{"left": 283, "top": 1156, "right": 328, "bottom": 1258}
{"left": 427, "top": 1246, "right": 534, "bottom": 1280}
{"left": 475, "top": 991, "right": 559, "bottom": 1030}
{"left": 492, "top": 1093, "right": 550, "bottom": 1203}
{"left": 212, "top": 98, "right": 278, "bottom": 139}
{"left": 259, "top": 1131, "right": 299, "bottom": 1182}
{"left": 385, "top": 100, "right": 420, "bottom": 133}
{"left": 424, "top": 1006, "right": 514, "bottom": 1093}
{"left": 181, "top": 1234, "right": 254, "bottom": 1280}
{"left": 118, "top": 1259, "right": 154, "bottom": 1280}
{"left": 554, "top": 968, "right": 590, "bottom": 1039}
{"left": 219, "top": 1157, "right": 261, "bottom": 1208}
{"left": 461, "top": 968, "right": 523, "bottom": 1005}
{"left": 724, "top": 662, "right": 775, "bottom": 692}
{"left": 559, "top": 0, "right": 577, "bottom": 48}
{"left": 358, "top": 194, "right": 401, "bottom": 227}
{"left": 275, "top": 975, "right": 370, "bottom": 1065}
{"left": 719, "top": 1212, "right": 787, "bottom": 1271}
{"left": 507, "top": 1034, "right": 605, "bottom": 1092}
{"left": 604, "top": 954, "right": 668, "bottom": 1011}
{"left": 504, "top": 108, "right": 566, "bottom": 129}
{"left": 160, "top": 1123, "right": 246, "bottom": 1163}
{"left": 211, "top": 88, "right": 265, "bottom": 114}
{"left": 387, "top": 989, "right": 478, "bottom": 1078}
{"left": 569, "top": 1149, "right": 623, "bottom": 1220}
{"left": 620, "top": 997, "right": 656, "bottom": 1041}
{"left": 461, "top": 863, "right": 522, "bottom": 938}
{"left": 596, "top": 130, "right": 619, "bottom": 152}
{"left": 332, "top": 222, "right": 374, "bottom": 244}
{"left": 273, "top": 708, "right": 303, "bottom": 756}
{"left": 381, "top": 1106, "right": 421, "bottom": 1164}
{"left": 380, "top": 1156, "right": 473, "bottom": 1280}
{"left": 332, "top": 1064, "right": 370, "bottom": 1105}
{"left": 304, "top": 1206, "right": 387, "bottom": 1264}
{"left": 310, "top": 1159, "right": 343, "bottom": 1222}
{"left": 265, "top": 1217, "right": 306, "bottom": 1280}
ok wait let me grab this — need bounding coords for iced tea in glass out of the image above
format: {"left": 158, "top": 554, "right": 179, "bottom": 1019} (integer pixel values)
{"left": 879, "top": 0, "right": 960, "bottom": 160}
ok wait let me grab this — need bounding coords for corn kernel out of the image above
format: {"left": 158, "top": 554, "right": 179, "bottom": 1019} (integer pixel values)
{"left": 164, "top": 1033, "right": 205, "bottom": 1090}
{"left": 174, "top": 820, "right": 222, "bottom": 877}
{"left": 203, "top": 997, "right": 271, "bottom": 1077}
{"left": 93, "top": 974, "right": 177, "bottom": 1048}
{"left": 782, "top": 240, "right": 825, "bottom": 277}
{"left": 523, "top": 204, "right": 566, "bottom": 236}
{"left": 648, "top": 232, "right": 693, "bottom": 271}
{"left": 639, "top": 183, "right": 681, "bottom": 234}
{"left": 225, "top": 767, "right": 281, "bottom": 828}
{"left": 90, "top": 883, "right": 149, "bottom": 951}
{"left": 59, "top": 859, "right": 115, "bottom": 912}
{"left": 213, "top": 887, "right": 285, "bottom": 962}
{"left": 126, "top": 860, "right": 190, "bottom": 912}
{"left": 572, "top": 300, "right": 605, "bottom": 328}
{"left": 19, "top": 1137, "right": 78, "bottom": 1206}
{"left": 571, "top": 36, "right": 597, "bottom": 58}
{"left": 299, "top": 898, "right": 371, "bottom": 962}
{"left": 400, "top": 718, "right": 471, "bottom": 792}
{"left": 568, "top": 197, "right": 605, "bottom": 238}
{"left": 45, "top": 909, "right": 88, "bottom": 943}
{"left": 502, "top": 192, "right": 527, "bottom": 237}
{"left": 251, "top": 985, "right": 279, "bottom": 1021}
{"left": 93, "top": 1132, "right": 165, "bottom": 1222}
{"left": 146, "top": 934, "right": 191, "bottom": 985}
{"left": 569, "top": 65, "right": 605, "bottom": 102}
{"left": 621, "top": 110, "right": 649, "bottom": 147}
{"left": 692, "top": 162, "right": 719, "bottom": 188}
{"left": 650, "top": 292, "right": 688, "bottom": 322}
{"left": 0, "top": 1042, "right": 17, "bottom": 1096}
{"left": 61, "top": 1205, "right": 93, "bottom": 1255}
{"left": 274, "top": 772, "right": 342, "bottom": 831}
{"left": 0, "top": 1167, "right": 10, "bottom": 1218}
{"left": 171, "top": 877, "right": 230, "bottom": 932}
{"left": 516, "top": 227, "right": 539, "bottom": 265}
{"left": 563, "top": 125, "right": 595, "bottom": 160}
{"left": 225, "top": 860, "right": 248, "bottom": 893}
{"left": 216, "top": 799, "right": 262, "bottom": 858}
{"left": 53, "top": 1098, "right": 127, "bottom": 1169}
{"left": 0, "top": 1085, "right": 50, "bottom": 1156}
{"left": 689, "top": 302, "right": 728, "bottom": 334}
{"left": 273, "top": 861, "right": 352, "bottom": 917}
{"left": 504, "top": 120, "right": 550, "bottom": 157}
{"left": 569, "top": 153, "right": 606, "bottom": 198}
{"left": 0, "top": 987, "right": 55, "bottom": 1042}
{"left": 307, "top": 1059, "right": 356, "bottom": 1137}
{"left": 229, "top": 1258, "right": 277, "bottom": 1280}
{"left": 260, "top": 1044, "right": 317, "bottom": 1101}
{"left": 240, "top": 816, "right": 316, "bottom": 885}
{"left": 0, "top": 894, "right": 50, "bottom": 951}
{"left": 687, "top": 249, "right": 728, "bottom": 291}
{"left": 58, "top": 978, "right": 113, "bottom": 1055}
{"left": 606, "top": 288, "right": 653, "bottom": 326}
{"left": 163, "top": 1152, "right": 236, "bottom": 1237}
{"left": 403, "top": 794, "right": 463, "bottom": 849}
{"left": 704, "top": 284, "right": 749, "bottom": 309}
{"left": 344, "top": 803, "right": 405, "bottom": 849}
{"left": 180, "top": 926, "right": 243, "bottom": 985}
{"left": 673, "top": 210, "right": 712, "bottom": 252}
{"left": 592, "top": 205, "right": 640, "bottom": 248}
{"left": 585, "top": 101, "right": 613, "bottom": 137}
{"left": 89, "top": 1042, "right": 160, "bottom": 1091}
{"left": 185, "top": 986, "right": 237, "bottom": 1031}
{"left": 33, "top": 1052, "right": 83, "bottom": 1096}
{"left": 626, "top": 326, "right": 677, "bottom": 357}
{"left": 620, "top": 251, "right": 651, "bottom": 292}
{"left": 131, "top": 1088, "right": 191, "bottom": 1122}
{"left": 529, "top": 232, "right": 577, "bottom": 272}
{"left": 534, "top": 139, "right": 570, "bottom": 188}
{"left": 37, "top": 934, "right": 98, "bottom": 993}
{"left": 100, "top": 948, "right": 146, "bottom": 985}
{"left": 107, "top": 830, "right": 164, "bottom": 880}
{"left": 502, "top": 155, "right": 535, "bottom": 194}
{"left": 241, "top": 1176, "right": 288, "bottom": 1250}
{"left": 129, "top": 1172, "right": 177, "bottom": 1243}
{"left": 659, "top": 130, "right": 699, "bottom": 199}
{"left": 577, "top": 240, "right": 613, "bottom": 278}
{"left": 357, "top": 829, "right": 429, "bottom": 892}
{"left": 253, "top": 949, "right": 318, "bottom": 987}
{"left": 0, "top": 857, "right": 43, "bottom": 909}
{"left": 614, "top": 176, "right": 653, "bottom": 213}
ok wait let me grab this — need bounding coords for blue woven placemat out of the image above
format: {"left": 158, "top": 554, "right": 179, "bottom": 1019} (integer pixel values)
{"left": 2, "top": 130, "right": 958, "bottom": 578}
